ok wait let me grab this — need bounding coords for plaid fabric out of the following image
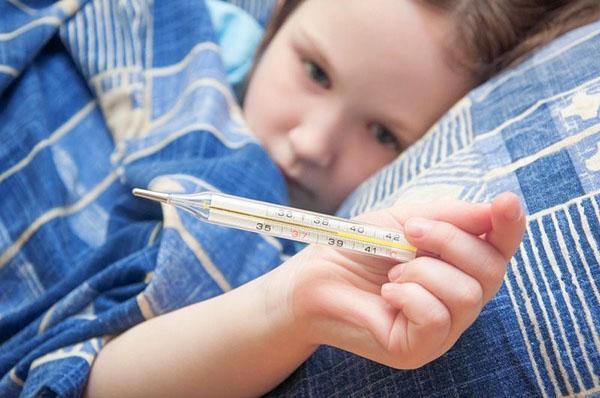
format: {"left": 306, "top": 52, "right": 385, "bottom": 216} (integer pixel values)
{"left": 0, "top": 1, "right": 294, "bottom": 396}
{"left": 273, "top": 19, "right": 600, "bottom": 398}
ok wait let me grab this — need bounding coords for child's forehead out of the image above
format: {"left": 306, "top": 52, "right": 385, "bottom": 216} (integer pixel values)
{"left": 289, "top": 0, "right": 451, "bottom": 60}
{"left": 283, "top": 0, "right": 472, "bottom": 136}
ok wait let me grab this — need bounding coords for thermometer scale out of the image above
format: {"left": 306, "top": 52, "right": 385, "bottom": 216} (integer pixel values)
{"left": 133, "top": 188, "right": 416, "bottom": 262}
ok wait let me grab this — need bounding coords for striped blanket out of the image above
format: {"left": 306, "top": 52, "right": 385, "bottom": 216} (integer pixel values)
{"left": 1, "top": 0, "right": 599, "bottom": 397}
{"left": 0, "top": 1, "right": 294, "bottom": 396}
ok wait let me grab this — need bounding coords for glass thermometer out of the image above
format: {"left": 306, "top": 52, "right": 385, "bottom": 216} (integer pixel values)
{"left": 132, "top": 188, "right": 417, "bottom": 262}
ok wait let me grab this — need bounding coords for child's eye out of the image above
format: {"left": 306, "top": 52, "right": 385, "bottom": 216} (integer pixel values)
{"left": 302, "top": 60, "right": 331, "bottom": 88}
{"left": 370, "top": 124, "right": 401, "bottom": 150}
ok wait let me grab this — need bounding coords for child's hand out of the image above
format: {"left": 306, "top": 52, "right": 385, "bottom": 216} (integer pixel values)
{"left": 280, "top": 192, "right": 526, "bottom": 369}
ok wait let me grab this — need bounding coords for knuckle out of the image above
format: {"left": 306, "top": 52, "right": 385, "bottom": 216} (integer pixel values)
{"left": 434, "top": 223, "right": 460, "bottom": 254}
{"left": 480, "top": 251, "right": 507, "bottom": 285}
{"left": 457, "top": 281, "right": 484, "bottom": 307}
{"left": 426, "top": 307, "right": 451, "bottom": 329}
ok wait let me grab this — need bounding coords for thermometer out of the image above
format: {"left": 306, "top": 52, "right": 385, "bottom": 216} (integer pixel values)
{"left": 133, "top": 188, "right": 416, "bottom": 262}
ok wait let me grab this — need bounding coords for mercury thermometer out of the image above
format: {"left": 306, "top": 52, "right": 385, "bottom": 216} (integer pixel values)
{"left": 132, "top": 188, "right": 417, "bottom": 262}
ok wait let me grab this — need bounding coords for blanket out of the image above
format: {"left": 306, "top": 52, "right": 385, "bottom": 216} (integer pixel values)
{"left": 0, "top": 1, "right": 295, "bottom": 396}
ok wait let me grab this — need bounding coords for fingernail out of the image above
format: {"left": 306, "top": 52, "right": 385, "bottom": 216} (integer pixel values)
{"left": 388, "top": 264, "right": 404, "bottom": 281}
{"left": 505, "top": 203, "right": 523, "bottom": 221}
{"left": 405, "top": 217, "right": 432, "bottom": 238}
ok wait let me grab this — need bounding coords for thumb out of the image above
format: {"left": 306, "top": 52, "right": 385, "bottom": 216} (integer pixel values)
{"left": 486, "top": 192, "right": 527, "bottom": 261}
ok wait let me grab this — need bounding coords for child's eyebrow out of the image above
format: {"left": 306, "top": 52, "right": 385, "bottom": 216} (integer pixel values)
{"left": 295, "top": 26, "right": 337, "bottom": 79}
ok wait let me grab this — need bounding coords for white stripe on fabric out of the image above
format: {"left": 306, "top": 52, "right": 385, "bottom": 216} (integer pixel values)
{"left": 450, "top": 113, "right": 460, "bottom": 154}
{"left": 588, "top": 195, "right": 600, "bottom": 263}
{"left": 155, "top": 185, "right": 232, "bottom": 292}
{"left": 478, "top": 76, "right": 600, "bottom": 142}
{"left": 147, "top": 78, "right": 244, "bottom": 131}
{"left": 567, "top": 203, "right": 600, "bottom": 313}
{"left": 122, "top": 5, "right": 133, "bottom": 68}
{"left": 89, "top": 66, "right": 141, "bottom": 84}
{"left": 66, "top": 13, "right": 77, "bottom": 58}
{"left": 0, "top": 101, "right": 96, "bottom": 184}
{"left": 514, "top": 243, "right": 562, "bottom": 396}
{"left": 147, "top": 42, "right": 219, "bottom": 77}
{"left": 131, "top": 1, "right": 141, "bottom": 70}
{"left": 38, "top": 302, "right": 58, "bottom": 334}
{"left": 144, "top": 0, "right": 154, "bottom": 118}
{"left": 18, "top": 261, "right": 44, "bottom": 297}
{"left": 30, "top": 343, "right": 96, "bottom": 369}
{"left": 0, "top": 16, "right": 62, "bottom": 41}
{"left": 518, "top": 235, "right": 569, "bottom": 395}
{"left": 0, "top": 65, "right": 18, "bottom": 76}
{"left": 76, "top": 9, "right": 85, "bottom": 67}
{"left": 147, "top": 221, "right": 162, "bottom": 246}
{"left": 539, "top": 215, "right": 599, "bottom": 391}
{"left": 122, "top": 123, "right": 254, "bottom": 166}
{"left": 0, "top": 167, "right": 122, "bottom": 269}
{"left": 483, "top": 122, "right": 600, "bottom": 182}
{"left": 96, "top": 0, "right": 106, "bottom": 74}
{"left": 7, "top": 0, "right": 36, "bottom": 16}
{"left": 85, "top": 3, "right": 96, "bottom": 76}
{"left": 176, "top": 220, "right": 232, "bottom": 292}
{"left": 575, "top": 385, "right": 600, "bottom": 396}
{"left": 532, "top": 219, "right": 583, "bottom": 393}
{"left": 551, "top": 212, "right": 600, "bottom": 371}
{"left": 9, "top": 368, "right": 24, "bottom": 386}
{"left": 531, "top": 189, "right": 600, "bottom": 219}
{"left": 103, "top": 0, "right": 114, "bottom": 72}
{"left": 112, "top": 0, "right": 122, "bottom": 70}
{"left": 505, "top": 256, "right": 551, "bottom": 398}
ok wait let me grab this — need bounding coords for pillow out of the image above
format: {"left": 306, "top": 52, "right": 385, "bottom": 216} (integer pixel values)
{"left": 275, "top": 20, "right": 600, "bottom": 397}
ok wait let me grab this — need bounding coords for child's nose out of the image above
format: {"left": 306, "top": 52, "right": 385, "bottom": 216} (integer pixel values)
{"left": 288, "top": 113, "right": 345, "bottom": 168}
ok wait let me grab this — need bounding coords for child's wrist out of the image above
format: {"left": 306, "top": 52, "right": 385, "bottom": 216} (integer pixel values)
{"left": 257, "top": 257, "right": 320, "bottom": 352}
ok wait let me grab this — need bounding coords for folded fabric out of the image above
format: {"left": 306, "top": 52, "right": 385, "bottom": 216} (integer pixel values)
{"left": 0, "top": 1, "right": 295, "bottom": 396}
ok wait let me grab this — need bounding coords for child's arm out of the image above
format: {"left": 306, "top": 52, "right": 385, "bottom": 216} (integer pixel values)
{"left": 84, "top": 193, "right": 525, "bottom": 397}
{"left": 84, "top": 264, "right": 318, "bottom": 398}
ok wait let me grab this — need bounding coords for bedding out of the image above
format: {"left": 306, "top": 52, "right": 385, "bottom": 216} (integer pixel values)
{"left": 0, "top": 1, "right": 292, "bottom": 396}
{"left": 1, "top": 0, "right": 598, "bottom": 396}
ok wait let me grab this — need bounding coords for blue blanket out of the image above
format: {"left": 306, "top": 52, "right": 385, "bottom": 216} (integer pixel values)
{"left": 2, "top": 1, "right": 600, "bottom": 397}
{"left": 0, "top": 1, "right": 295, "bottom": 396}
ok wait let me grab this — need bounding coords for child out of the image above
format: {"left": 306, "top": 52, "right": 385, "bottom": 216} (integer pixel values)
{"left": 82, "top": 0, "right": 599, "bottom": 397}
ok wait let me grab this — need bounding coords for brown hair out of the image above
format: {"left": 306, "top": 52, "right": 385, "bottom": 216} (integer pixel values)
{"left": 253, "top": 0, "right": 600, "bottom": 83}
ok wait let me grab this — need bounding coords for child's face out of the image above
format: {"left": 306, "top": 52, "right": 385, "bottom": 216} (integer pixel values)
{"left": 244, "top": 0, "right": 473, "bottom": 213}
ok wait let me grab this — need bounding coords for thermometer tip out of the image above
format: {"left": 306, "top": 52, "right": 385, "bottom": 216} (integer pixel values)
{"left": 132, "top": 188, "right": 170, "bottom": 204}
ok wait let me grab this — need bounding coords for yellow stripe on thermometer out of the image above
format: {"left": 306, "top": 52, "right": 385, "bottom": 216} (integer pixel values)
{"left": 133, "top": 188, "right": 416, "bottom": 262}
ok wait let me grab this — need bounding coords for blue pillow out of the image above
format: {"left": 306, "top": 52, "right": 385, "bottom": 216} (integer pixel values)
{"left": 275, "top": 20, "right": 600, "bottom": 397}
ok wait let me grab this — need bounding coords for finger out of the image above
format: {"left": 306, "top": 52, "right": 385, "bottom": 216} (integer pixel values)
{"left": 355, "top": 201, "right": 492, "bottom": 237}
{"left": 388, "top": 257, "right": 483, "bottom": 333}
{"left": 486, "top": 192, "right": 526, "bottom": 261}
{"left": 403, "top": 217, "right": 506, "bottom": 302}
{"left": 381, "top": 282, "right": 451, "bottom": 365}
